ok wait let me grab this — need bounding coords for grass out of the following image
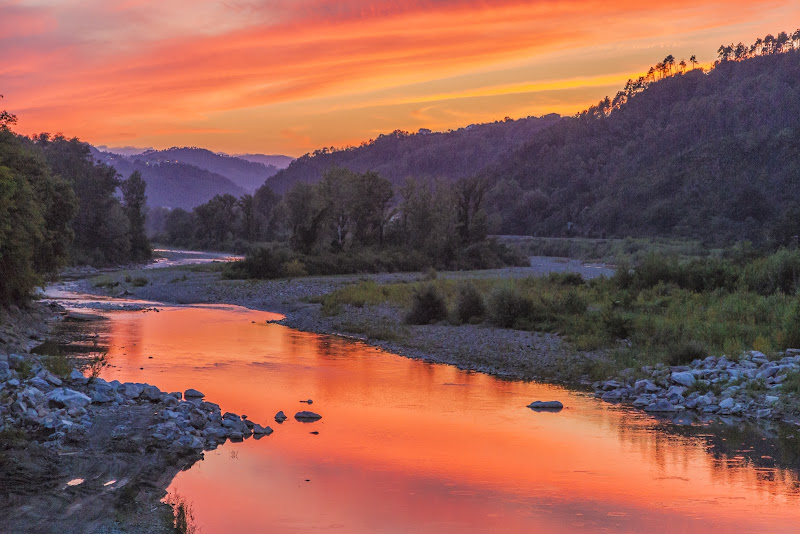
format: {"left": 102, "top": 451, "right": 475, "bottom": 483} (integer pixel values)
{"left": 316, "top": 251, "right": 800, "bottom": 375}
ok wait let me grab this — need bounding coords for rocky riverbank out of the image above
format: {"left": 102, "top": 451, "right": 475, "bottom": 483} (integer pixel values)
{"left": 594, "top": 350, "right": 800, "bottom": 424}
{"left": 0, "top": 349, "right": 280, "bottom": 533}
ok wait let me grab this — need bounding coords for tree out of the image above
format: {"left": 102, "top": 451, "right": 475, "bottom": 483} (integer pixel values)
{"left": 679, "top": 59, "right": 687, "bottom": 73}
{"left": 285, "top": 183, "right": 327, "bottom": 253}
{"left": 690, "top": 55, "right": 697, "bottom": 69}
{"left": 664, "top": 55, "right": 675, "bottom": 75}
{"left": 455, "top": 175, "right": 489, "bottom": 243}
{"left": 121, "top": 171, "right": 151, "bottom": 262}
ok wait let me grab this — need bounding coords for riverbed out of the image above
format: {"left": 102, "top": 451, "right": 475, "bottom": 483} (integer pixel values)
{"left": 49, "top": 294, "right": 800, "bottom": 533}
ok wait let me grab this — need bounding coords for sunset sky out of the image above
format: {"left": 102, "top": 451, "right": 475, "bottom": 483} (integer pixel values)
{"left": 2, "top": 1, "right": 798, "bottom": 156}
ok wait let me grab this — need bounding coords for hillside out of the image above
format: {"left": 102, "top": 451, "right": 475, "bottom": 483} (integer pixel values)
{"left": 483, "top": 49, "right": 800, "bottom": 245}
{"left": 265, "top": 114, "right": 562, "bottom": 194}
{"left": 133, "top": 147, "right": 279, "bottom": 192}
{"left": 92, "top": 149, "right": 247, "bottom": 209}
{"left": 235, "top": 153, "right": 294, "bottom": 169}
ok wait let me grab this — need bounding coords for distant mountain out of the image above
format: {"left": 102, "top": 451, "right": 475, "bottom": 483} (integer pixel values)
{"left": 134, "top": 147, "right": 279, "bottom": 192}
{"left": 234, "top": 153, "right": 294, "bottom": 169}
{"left": 481, "top": 48, "right": 800, "bottom": 244}
{"left": 91, "top": 148, "right": 247, "bottom": 209}
{"left": 96, "top": 145, "right": 152, "bottom": 157}
{"left": 264, "top": 115, "right": 562, "bottom": 194}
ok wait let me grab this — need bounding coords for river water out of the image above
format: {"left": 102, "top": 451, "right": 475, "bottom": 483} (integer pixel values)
{"left": 45, "top": 295, "right": 800, "bottom": 533}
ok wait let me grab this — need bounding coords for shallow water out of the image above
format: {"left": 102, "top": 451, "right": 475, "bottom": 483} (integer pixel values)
{"left": 55, "top": 302, "right": 800, "bottom": 533}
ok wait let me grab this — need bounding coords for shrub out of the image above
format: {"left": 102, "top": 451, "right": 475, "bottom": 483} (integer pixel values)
{"left": 601, "top": 307, "right": 631, "bottom": 340}
{"left": 405, "top": 284, "right": 448, "bottom": 325}
{"left": 743, "top": 249, "right": 800, "bottom": 295}
{"left": 780, "top": 299, "right": 800, "bottom": 349}
{"left": 454, "top": 282, "right": 485, "bottom": 324}
{"left": 283, "top": 259, "right": 308, "bottom": 279}
{"left": 547, "top": 272, "right": 584, "bottom": 286}
{"left": 487, "top": 285, "right": 534, "bottom": 328}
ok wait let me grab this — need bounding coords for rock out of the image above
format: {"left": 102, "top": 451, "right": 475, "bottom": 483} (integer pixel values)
{"left": 28, "top": 376, "right": 52, "bottom": 391}
{"left": 184, "top": 388, "right": 204, "bottom": 399}
{"left": 601, "top": 390, "right": 623, "bottom": 401}
{"left": 645, "top": 399, "right": 677, "bottom": 412}
{"left": 8, "top": 354, "right": 25, "bottom": 369}
{"left": 294, "top": 411, "right": 322, "bottom": 422}
{"left": 90, "top": 389, "right": 115, "bottom": 404}
{"left": 526, "top": 400, "right": 564, "bottom": 411}
{"left": 46, "top": 388, "right": 91, "bottom": 409}
{"left": 756, "top": 408, "right": 772, "bottom": 418}
{"left": 142, "top": 385, "right": 162, "bottom": 401}
{"left": 601, "top": 380, "right": 622, "bottom": 391}
{"left": 120, "top": 383, "right": 144, "bottom": 399}
{"left": 252, "top": 424, "right": 273, "bottom": 435}
{"left": 274, "top": 411, "right": 287, "bottom": 423}
{"left": 670, "top": 371, "right": 696, "bottom": 387}
{"left": 718, "top": 398, "right": 735, "bottom": 410}
{"left": 69, "top": 369, "right": 88, "bottom": 385}
{"left": 765, "top": 395, "right": 780, "bottom": 405}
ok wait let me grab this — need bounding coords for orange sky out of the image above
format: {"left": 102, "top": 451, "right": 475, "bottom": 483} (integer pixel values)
{"left": 2, "top": 1, "right": 798, "bottom": 156}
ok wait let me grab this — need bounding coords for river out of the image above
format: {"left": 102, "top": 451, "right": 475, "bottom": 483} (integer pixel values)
{"left": 46, "top": 290, "right": 800, "bottom": 533}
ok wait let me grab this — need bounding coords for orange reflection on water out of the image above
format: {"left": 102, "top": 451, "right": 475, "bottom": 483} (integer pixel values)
{"left": 93, "top": 305, "right": 800, "bottom": 533}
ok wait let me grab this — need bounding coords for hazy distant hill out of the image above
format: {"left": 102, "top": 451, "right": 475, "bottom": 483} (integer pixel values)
{"left": 265, "top": 115, "right": 562, "bottom": 194}
{"left": 92, "top": 149, "right": 247, "bottom": 209}
{"left": 482, "top": 49, "right": 800, "bottom": 244}
{"left": 133, "top": 147, "right": 279, "bottom": 192}
{"left": 96, "top": 145, "right": 152, "bottom": 157}
{"left": 234, "top": 153, "right": 294, "bottom": 169}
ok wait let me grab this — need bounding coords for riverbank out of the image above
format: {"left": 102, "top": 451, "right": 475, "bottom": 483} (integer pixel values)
{"left": 64, "top": 257, "right": 800, "bottom": 427}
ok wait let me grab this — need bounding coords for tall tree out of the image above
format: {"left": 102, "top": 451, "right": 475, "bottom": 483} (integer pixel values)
{"left": 121, "top": 170, "right": 151, "bottom": 262}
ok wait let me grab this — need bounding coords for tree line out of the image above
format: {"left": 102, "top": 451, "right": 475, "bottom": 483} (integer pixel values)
{"left": 0, "top": 104, "right": 151, "bottom": 307}
{"left": 155, "top": 167, "right": 520, "bottom": 277}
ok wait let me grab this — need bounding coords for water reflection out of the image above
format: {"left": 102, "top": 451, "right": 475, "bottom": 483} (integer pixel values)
{"left": 54, "top": 303, "right": 800, "bottom": 533}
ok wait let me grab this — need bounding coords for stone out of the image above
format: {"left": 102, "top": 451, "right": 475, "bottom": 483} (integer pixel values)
{"left": 601, "top": 380, "right": 622, "bottom": 391}
{"left": 718, "top": 398, "right": 735, "bottom": 410}
{"left": 46, "top": 388, "right": 91, "bottom": 409}
{"left": 184, "top": 388, "right": 204, "bottom": 399}
{"left": 274, "top": 411, "right": 287, "bottom": 423}
{"left": 527, "top": 400, "right": 564, "bottom": 411}
{"left": 670, "top": 372, "right": 696, "bottom": 387}
{"left": 645, "top": 399, "right": 677, "bottom": 412}
{"left": 120, "top": 383, "right": 144, "bottom": 399}
{"left": 28, "top": 376, "right": 52, "bottom": 391}
{"left": 756, "top": 408, "right": 772, "bottom": 418}
{"left": 252, "top": 424, "right": 273, "bottom": 435}
{"left": 765, "top": 395, "right": 780, "bottom": 405}
{"left": 69, "top": 369, "right": 85, "bottom": 382}
{"left": 294, "top": 411, "right": 322, "bottom": 422}
{"left": 142, "top": 385, "right": 162, "bottom": 401}
{"left": 601, "top": 390, "right": 623, "bottom": 401}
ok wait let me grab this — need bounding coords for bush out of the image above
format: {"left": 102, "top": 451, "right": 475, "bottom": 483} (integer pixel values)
{"left": 743, "top": 249, "right": 800, "bottom": 295}
{"left": 601, "top": 307, "right": 631, "bottom": 340}
{"left": 547, "top": 272, "right": 584, "bottom": 286}
{"left": 405, "top": 285, "right": 448, "bottom": 325}
{"left": 487, "top": 285, "right": 534, "bottom": 328}
{"left": 454, "top": 282, "right": 485, "bottom": 324}
{"left": 283, "top": 259, "right": 308, "bottom": 279}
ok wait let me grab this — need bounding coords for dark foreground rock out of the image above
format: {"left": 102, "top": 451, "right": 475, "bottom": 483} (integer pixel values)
{"left": 527, "top": 401, "right": 564, "bottom": 411}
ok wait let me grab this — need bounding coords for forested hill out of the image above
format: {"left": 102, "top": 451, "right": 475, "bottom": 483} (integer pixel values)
{"left": 92, "top": 149, "right": 247, "bottom": 209}
{"left": 132, "top": 147, "right": 280, "bottom": 192}
{"left": 484, "top": 48, "right": 800, "bottom": 245}
{"left": 265, "top": 114, "right": 562, "bottom": 194}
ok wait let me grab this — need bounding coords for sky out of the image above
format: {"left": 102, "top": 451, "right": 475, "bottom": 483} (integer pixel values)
{"left": 2, "top": 1, "right": 798, "bottom": 156}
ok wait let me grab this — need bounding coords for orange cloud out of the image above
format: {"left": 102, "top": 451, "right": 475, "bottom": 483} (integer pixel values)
{"left": 2, "top": 0, "right": 798, "bottom": 154}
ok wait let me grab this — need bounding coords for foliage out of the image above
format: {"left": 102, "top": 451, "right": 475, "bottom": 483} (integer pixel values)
{"left": 454, "top": 282, "right": 486, "bottom": 324}
{"left": 405, "top": 284, "right": 448, "bottom": 325}
{"left": 487, "top": 285, "right": 535, "bottom": 329}
{"left": 0, "top": 129, "right": 76, "bottom": 305}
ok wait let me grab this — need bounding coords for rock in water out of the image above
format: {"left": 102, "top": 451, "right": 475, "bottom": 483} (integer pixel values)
{"left": 184, "top": 388, "right": 205, "bottom": 399}
{"left": 274, "top": 411, "right": 287, "bottom": 423}
{"left": 527, "top": 401, "right": 564, "bottom": 411}
{"left": 294, "top": 411, "right": 322, "bottom": 422}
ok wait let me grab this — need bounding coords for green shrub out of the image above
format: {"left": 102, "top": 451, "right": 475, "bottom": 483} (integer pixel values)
{"left": 454, "top": 282, "right": 486, "bottom": 324}
{"left": 744, "top": 249, "right": 800, "bottom": 295}
{"left": 405, "top": 284, "right": 448, "bottom": 325}
{"left": 780, "top": 299, "right": 800, "bottom": 349}
{"left": 487, "top": 285, "right": 534, "bottom": 328}
{"left": 547, "top": 272, "right": 584, "bottom": 286}
{"left": 601, "top": 307, "right": 631, "bottom": 340}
